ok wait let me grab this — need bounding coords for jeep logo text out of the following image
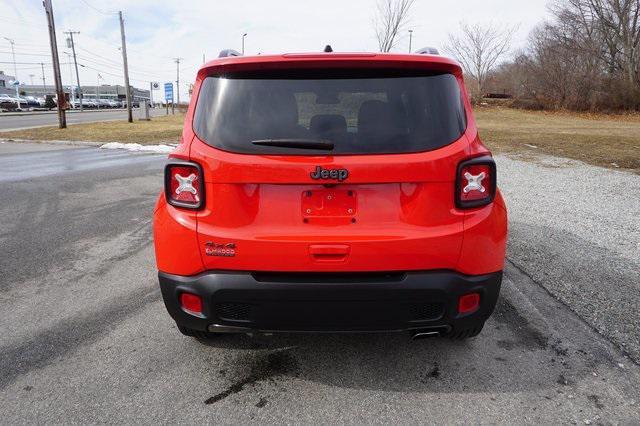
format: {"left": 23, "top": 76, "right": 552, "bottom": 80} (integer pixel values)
{"left": 310, "top": 166, "right": 349, "bottom": 181}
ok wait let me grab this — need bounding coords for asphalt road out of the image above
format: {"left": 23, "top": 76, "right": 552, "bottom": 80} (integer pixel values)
{"left": 0, "top": 142, "right": 638, "bottom": 423}
{"left": 0, "top": 108, "right": 168, "bottom": 131}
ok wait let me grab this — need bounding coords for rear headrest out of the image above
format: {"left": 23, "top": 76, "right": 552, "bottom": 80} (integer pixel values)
{"left": 249, "top": 90, "right": 299, "bottom": 129}
{"left": 310, "top": 114, "right": 347, "bottom": 135}
{"left": 357, "top": 100, "right": 394, "bottom": 136}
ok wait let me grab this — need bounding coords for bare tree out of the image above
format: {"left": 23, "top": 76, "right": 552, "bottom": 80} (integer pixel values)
{"left": 477, "top": 0, "right": 640, "bottom": 110}
{"left": 445, "top": 22, "right": 518, "bottom": 99}
{"left": 588, "top": 0, "right": 640, "bottom": 87}
{"left": 374, "top": 0, "right": 416, "bottom": 52}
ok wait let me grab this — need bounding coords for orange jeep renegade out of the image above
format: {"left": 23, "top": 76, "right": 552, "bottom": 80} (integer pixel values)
{"left": 153, "top": 47, "right": 508, "bottom": 340}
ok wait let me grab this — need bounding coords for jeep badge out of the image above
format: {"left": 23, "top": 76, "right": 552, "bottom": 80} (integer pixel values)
{"left": 310, "top": 166, "right": 349, "bottom": 181}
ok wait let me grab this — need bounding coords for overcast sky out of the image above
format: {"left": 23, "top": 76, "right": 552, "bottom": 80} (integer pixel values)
{"left": 0, "top": 0, "right": 551, "bottom": 101}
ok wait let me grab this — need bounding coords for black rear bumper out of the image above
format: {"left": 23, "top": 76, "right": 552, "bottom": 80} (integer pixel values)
{"left": 158, "top": 270, "right": 502, "bottom": 334}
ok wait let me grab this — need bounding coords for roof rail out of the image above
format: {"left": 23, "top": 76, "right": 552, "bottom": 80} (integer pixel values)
{"left": 218, "top": 49, "right": 242, "bottom": 58}
{"left": 415, "top": 47, "right": 440, "bottom": 55}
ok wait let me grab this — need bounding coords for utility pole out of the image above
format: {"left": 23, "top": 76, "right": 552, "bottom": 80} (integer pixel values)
{"left": 3, "top": 37, "right": 20, "bottom": 107}
{"left": 43, "top": 0, "right": 66, "bottom": 128}
{"left": 174, "top": 57, "right": 182, "bottom": 108}
{"left": 40, "top": 62, "right": 46, "bottom": 95}
{"left": 96, "top": 73, "right": 102, "bottom": 109}
{"left": 64, "top": 52, "right": 74, "bottom": 104}
{"left": 119, "top": 11, "right": 133, "bottom": 123}
{"left": 29, "top": 74, "right": 35, "bottom": 85}
{"left": 3, "top": 37, "right": 18, "bottom": 79}
{"left": 64, "top": 31, "right": 82, "bottom": 111}
{"left": 408, "top": 29, "right": 413, "bottom": 53}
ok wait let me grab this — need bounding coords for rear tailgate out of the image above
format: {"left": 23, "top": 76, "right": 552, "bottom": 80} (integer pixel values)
{"left": 191, "top": 139, "right": 468, "bottom": 272}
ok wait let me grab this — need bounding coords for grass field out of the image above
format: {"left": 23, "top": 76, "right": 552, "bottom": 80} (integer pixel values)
{"left": 475, "top": 107, "right": 640, "bottom": 173}
{"left": 1, "top": 107, "right": 638, "bottom": 173}
{"left": 0, "top": 113, "right": 185, "bottom": 144}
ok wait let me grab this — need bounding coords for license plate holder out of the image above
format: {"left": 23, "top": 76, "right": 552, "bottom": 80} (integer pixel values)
{"left": 301, "top": 189, "right": 357, "bottom": 225}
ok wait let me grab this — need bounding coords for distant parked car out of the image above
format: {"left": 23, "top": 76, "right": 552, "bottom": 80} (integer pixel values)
{"left": 81, "top": 98, "right": 98, "bottom": 108}
{"left": 0, "top": 94, "right": 24, "bottom": 111}
{"left": 21, "top": 96, "right": 41, "bottom": 108}
{"left": 95, "top": 99, "right": 111, "bottom": 108}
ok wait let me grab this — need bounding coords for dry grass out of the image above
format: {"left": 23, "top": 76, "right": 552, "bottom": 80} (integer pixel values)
{"left": 475, "top": 107, "right": 640, "bottom": 173}
{"left": 0, "top": 113, "right": 185, "bottom": 144}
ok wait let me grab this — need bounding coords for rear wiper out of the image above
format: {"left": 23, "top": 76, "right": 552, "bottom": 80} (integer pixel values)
{"left": 251, "top": 139, "right": 334, "bottom": 150}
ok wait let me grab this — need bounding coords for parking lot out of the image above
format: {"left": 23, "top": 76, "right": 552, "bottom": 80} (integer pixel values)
{"left": 0, "top": 142, "right": 637, "bottom": 423}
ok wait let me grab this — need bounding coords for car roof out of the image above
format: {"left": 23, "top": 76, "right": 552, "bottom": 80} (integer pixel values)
{"left": 197, "top": 52, "right": 462, "bottom": 79}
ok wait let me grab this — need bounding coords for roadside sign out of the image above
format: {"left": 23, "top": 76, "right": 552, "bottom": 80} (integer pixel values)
{"left": 164, "top": 82, "right": 173, "bottom": 102}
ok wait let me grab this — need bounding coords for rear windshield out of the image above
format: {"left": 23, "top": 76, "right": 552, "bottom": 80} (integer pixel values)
{"left": 193, "top": 70, "right": 466, "bottom": 155}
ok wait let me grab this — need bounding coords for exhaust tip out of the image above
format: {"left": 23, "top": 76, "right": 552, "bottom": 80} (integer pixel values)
{"left": 411, "top": 331, "right": 441, "bottom": 340}
{"left": 410, "top": 326, "right": 451, "bottom": 340}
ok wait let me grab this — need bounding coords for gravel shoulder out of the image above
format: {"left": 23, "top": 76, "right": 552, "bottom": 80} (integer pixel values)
{"left": 496, "top": 153, "right": 640, "bottom": 364}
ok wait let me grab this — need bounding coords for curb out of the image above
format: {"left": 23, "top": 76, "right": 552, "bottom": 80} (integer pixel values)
{"left": 0, "top": 138, "right": 103, "bottom": 147}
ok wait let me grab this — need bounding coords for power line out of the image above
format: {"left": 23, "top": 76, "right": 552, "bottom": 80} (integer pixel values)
{"left": 75, "top": 54, "right": 161, "bottom": 79}
{"left": 0, "top": 60, "right": 54, "bottom": 65}
{"left": 0, "top": 39, "right": 51, "bottom": 49}
{"left": 76, "top": 55, "right": 122, "bottom": 70}
{"left": 77, "top": 62, "right": 150, "bottom": 85}
{"left": 76, "top": 46, "right": 121, "bottom": 65}
{"left": 0, "top": 50, "right": 51, "bottom": 57}
{"left": 119, "top": 44, "right": 176, "bottom": 61}
{"left": 1, "top": 58, "right": 159, "bottom": 86}
{"left": 79, "top": 0, "right": 117, "bottom": 15}
{"left": 0, "top": 16, "right": 43, "bottom": 30}
{"left": 0, "top": 14, "right": 176, "bottom": 93}
{"left": 74, "top": 46, "right": 168, "bottom": 83}
{"left": 78, "top": 45, "right": 175, "bottom": 77}
{"left": 10, "top": 65, "right": 50, "bottom": 71}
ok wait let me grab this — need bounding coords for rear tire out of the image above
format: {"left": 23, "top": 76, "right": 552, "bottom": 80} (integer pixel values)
{"left": 447, "top": 324, "right": 484, "bottom": 340}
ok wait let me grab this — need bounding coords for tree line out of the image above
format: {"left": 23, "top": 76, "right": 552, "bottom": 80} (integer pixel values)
{"left": 374, "top": 0, "right": 640, "bottom": 111}
{"left": 495, "top": 0, "right": 640, "bottom": 111}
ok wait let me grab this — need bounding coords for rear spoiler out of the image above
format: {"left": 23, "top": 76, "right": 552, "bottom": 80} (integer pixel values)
{"left": 200, "top": 51, "right": 462, "bottom": 79}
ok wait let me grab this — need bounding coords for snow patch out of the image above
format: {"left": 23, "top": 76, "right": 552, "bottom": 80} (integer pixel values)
{"left": 100, "top": 142, "right": 175, "bottom": 154}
